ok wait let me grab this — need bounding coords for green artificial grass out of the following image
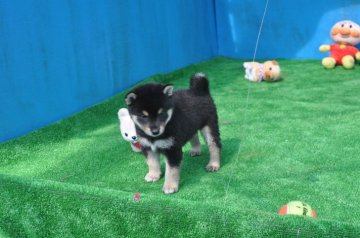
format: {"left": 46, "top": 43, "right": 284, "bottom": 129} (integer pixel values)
{"left": 1, "top": 57, "right": 360, "bottom": 237}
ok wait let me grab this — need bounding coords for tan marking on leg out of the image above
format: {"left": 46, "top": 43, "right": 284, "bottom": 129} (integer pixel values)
{"left": 144, "top": 151, "right": 161, "bottom": 182}
{"left": 190, "top": 133, "right": 202, "bottom": 156}
{"left": 202, "top": 126, "right": 220, "bottom": 172}
{"left": 162, "top": 160, "right": 180, "bottom": 194}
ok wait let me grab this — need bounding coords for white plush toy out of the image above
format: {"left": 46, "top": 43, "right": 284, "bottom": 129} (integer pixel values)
{"left": 117, "top": 108, "right": 142, "bottom": 153}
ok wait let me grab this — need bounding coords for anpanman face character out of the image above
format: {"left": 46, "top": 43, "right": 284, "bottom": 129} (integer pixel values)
{"left": 331, "top": 20, "right": 360, "bottom": 45}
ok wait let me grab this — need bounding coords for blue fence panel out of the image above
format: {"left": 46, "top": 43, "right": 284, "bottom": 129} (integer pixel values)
{"left": 0, "top": 0, "right": 217, "bottom": 142}
{"left": 3, "top": 0, "right": 359, "bottom": 143}
{"left": 216, "top": 0, "right": 360, "bottom": 59}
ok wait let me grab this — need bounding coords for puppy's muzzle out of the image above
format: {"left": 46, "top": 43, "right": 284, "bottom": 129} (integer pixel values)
{"left": 150, "top": 128, "right": 160, "bottom": 136}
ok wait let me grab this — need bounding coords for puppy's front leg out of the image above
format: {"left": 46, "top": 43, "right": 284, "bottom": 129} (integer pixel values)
{"left": 162, "top": 148, "right": 182, "bottom": 194}
{"left": 144, "top": 149, "right": 161, "bottom": 182}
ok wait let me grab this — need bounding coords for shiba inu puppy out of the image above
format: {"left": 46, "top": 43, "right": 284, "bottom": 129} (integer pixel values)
{"left": 125, "top": 73, "right": 221, "bottom": 194}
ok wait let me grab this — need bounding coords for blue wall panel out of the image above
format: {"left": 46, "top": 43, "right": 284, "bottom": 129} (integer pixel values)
{"left": 216, "top": 0, "right": 360, "bottom": 59}
{"left": 0, "top": 0, "right": 217, "bottom": 142}
{"left": 3, "top": 0, "right": 360, "bottom": 142}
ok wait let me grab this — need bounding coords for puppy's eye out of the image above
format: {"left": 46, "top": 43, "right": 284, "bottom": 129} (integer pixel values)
{"left": 125, "top": 133, "right": 128, "bottom": 137}
{"left": 350, "top": 25, "right": 353, "bottom": 28}
{"left": 141, "top": 110, "right": 149, "bottom": 118}
{"left": 269, "top": 67, "right": 272, "bottom": 71}
{"left": 341, "top": 24, "right": 345, "bottom": 27}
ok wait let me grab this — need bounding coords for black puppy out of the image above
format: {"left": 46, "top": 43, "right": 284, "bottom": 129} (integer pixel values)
{"left": 125, "top": 73, "right": 221, "bottom": 194}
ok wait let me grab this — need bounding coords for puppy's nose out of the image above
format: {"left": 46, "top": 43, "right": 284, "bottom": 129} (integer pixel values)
{"left": 151, "top": 128, "right": 160, "bottom": 136}
{"left": 132, "top": 136, "right": 137, "bottom": 140}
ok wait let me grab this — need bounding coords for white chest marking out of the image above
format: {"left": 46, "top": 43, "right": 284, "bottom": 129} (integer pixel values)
{"left": 139, "top": 137, "right": 175, "bottom": 151}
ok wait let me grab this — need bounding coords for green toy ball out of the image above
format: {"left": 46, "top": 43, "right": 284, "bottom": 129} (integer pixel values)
{"left": 278, "top": 201, "right": 317, "bottom": 218}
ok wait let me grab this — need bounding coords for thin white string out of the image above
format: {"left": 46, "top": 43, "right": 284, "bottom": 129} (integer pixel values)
{"left": 239, "top": 0, "right": 270, "bottom": 138}
{"left": 224, "top": 0, "right": 270, "bottom": 199}
{"left": 237, "top": 0, "right": 269, "bottom": 159}
{"left": 252, "top": 0, "right": 269, "bottom": 62}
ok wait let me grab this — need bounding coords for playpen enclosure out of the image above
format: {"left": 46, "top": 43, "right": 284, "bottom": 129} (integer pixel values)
{"left": 2, "top": 1, "right": 360, "bottom": 237}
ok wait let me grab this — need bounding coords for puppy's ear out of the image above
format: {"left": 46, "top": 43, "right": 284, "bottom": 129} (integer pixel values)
{"left": 272, "top": 60, "right": 279, "bottom": 65}
{"left": 125, "top": 93, "right": 137, "bottom": 105}
{"left": 163, "top": 84, "right": 174, "bottom": 96}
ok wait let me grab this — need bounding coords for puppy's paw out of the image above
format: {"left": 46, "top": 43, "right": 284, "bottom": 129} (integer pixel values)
{"left": 162, "top": 184, "right": 179, "bottom": 194}
{"left": 206, "top": 162, "right": 220, "bottom": 172}
{"left": 144, "top": 172, "right": 161, "bottom": 182}
{"left": 190, "top": 147, "right": 201, "bottom": 157}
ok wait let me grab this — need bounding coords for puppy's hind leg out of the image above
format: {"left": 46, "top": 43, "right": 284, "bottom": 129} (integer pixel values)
{"left": 202, "top": 122, "right": 221, "bottom": 172}
{"left": 190, "top": 132, "right": 202, "bottom": 157}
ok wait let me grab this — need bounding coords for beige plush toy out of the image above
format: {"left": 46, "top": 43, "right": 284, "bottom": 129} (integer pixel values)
{"left": 243, "top": 60, "right": 281, "bottom": 82}
{"left": 319, "top": 20, "right": 360, "bottom": 69}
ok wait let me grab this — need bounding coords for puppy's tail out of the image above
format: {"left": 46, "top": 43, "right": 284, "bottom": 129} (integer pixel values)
{"left": 190, "top": 72, "right": 210, "bottom": 96}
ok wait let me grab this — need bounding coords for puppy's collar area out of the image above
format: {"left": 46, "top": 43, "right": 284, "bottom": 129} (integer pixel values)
{"left": 139, "top": 137, "right": 175, "bottom": 152}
